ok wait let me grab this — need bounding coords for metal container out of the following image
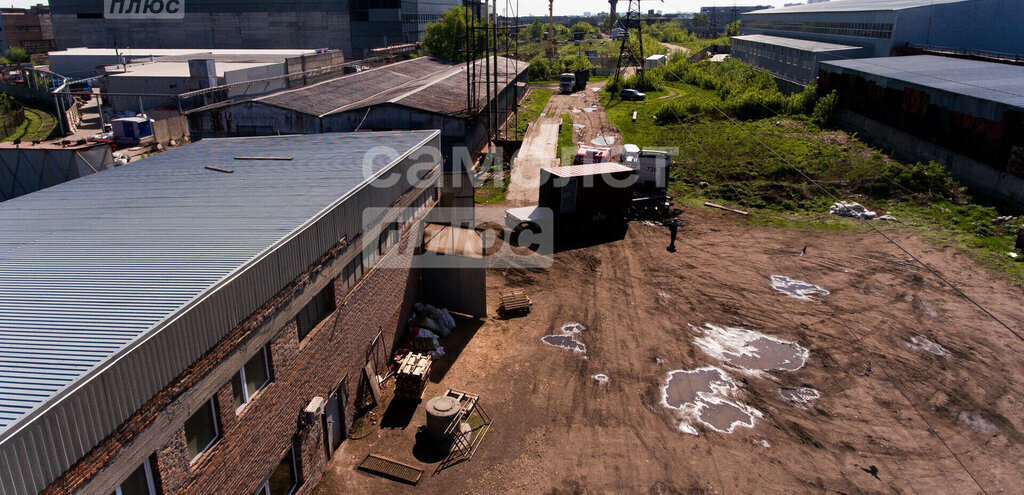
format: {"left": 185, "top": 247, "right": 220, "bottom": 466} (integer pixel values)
{"left": 425, "top": 395, "right": 462, "bottom": 441}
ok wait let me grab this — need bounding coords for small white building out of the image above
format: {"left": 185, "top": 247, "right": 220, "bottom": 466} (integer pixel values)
{"left": 645, "top": 54, "right": 667, "bottom": 69}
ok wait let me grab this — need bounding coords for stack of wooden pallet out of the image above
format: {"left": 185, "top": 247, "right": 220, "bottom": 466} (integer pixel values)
{"left": 498, "top": 288, "right": 531, "bottom": 315}
{"left": 395, "top": 353, "right": 431, "bottom": 399}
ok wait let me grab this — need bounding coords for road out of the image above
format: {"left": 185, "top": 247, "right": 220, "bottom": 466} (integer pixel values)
{"left": 505, "top": 115, "right": 560, "bottom": 206}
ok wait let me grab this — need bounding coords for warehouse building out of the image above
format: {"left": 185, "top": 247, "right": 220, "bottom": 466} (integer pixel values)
{"left": 187, "top": 56, "right": 529, "bottom": 168}
{"left": 0, "top": 4, "right": 54, "bottom": 55}
{"left": 48, "top": 0, "right": 463, "bottom": 59}
{"left": 731, "top": 34, "right": 868, "bottom": 85}
{"left": 741, "top": 0, "right": 1024, "bottom": 60}
{"left": 0, "top": 130, "right": 451, "bottom": 495}
{"left": 819, "top": 55, "right": 1024, "bottom": 207}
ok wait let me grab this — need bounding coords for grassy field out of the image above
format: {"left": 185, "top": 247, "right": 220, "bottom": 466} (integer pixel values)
{"left": 1, "top": 107, "right": 57, "bottom": 143}
{"left": 512, "top": 88, "right": 553, "bottom": 139}
{"left": 603, "top": 81, "right": 1024, "bottom": 284}
{"left": 557, "top": 114, "right": 573, "bottom": 166}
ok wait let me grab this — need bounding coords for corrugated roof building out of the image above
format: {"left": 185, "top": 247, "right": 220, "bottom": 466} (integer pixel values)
{"left": 187, "top": 56, "right": 529, "bottom": 170}
{"left": 0, "top": 130, "right": 449, "bottom": 494}
{"left": 819, "top": 55, "right": 1024, "bottom": 207}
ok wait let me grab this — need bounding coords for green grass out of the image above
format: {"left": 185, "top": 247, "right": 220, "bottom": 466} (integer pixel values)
{"left": 1, "top": 107, "right": 57, "bottom": 143}
{"left": 603, "top": 80, "right": 1024, "bottom": 284}
{"left": 557, "top": 114, "right": 574, "bottom": 166}
{"left": 475, "top": 175, "right": 510, "bottom": 204}
{"left": 512, "top": 88, "right": 553, "bottom": 140}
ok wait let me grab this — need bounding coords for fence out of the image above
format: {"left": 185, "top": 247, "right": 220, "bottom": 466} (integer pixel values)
{"left": 0, "top": 103, "right": 26, "bottom": 140}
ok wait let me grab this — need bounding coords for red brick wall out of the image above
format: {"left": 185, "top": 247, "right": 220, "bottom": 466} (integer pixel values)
{"left": 156, "top": 232, "right": 422, "bottom": 495}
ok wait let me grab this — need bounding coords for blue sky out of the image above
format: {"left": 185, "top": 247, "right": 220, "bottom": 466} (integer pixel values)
{"left": 2, "top": 0, "right": 789, "bottom": 18}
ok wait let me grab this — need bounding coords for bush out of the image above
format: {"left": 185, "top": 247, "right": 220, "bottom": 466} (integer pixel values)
{"left": 4, "top": 47, "right": 28, "bottom": 64}
{"left": 812, "top": 90, "right": 839, "bottom": 127}
{"left": 529, "top": 56, "right": 553, "bottom": 80}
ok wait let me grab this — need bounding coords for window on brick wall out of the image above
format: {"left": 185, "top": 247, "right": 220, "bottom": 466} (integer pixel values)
{"left": 253, "top": 448, "right": 299, "bottom": 495}
{"left": 296, "top": 282, "right": 335, "bottom": 341}
{"left": 184, "top": 398, "right": 220, "bottom": 460}
{"left": 110, "top": 458, "right": 157, "bottom": 495}
{"left": 232, "top": 345, "right": 272, "bottom": 412}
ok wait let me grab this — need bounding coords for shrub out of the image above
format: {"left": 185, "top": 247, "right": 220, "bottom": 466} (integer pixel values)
{"left": 812, "top": 90, "right": 839, "bottom": 127}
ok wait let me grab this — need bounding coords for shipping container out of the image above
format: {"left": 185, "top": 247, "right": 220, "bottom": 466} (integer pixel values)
{"left": 538, "top": 163, "right": 636, "bottom": 226}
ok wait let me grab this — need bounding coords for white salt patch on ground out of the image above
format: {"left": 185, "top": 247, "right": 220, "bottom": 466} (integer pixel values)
{"left": 956, "top": 410, "right": 998, "bottom": 434}
{"left": 593, "top": 374, "right": 609, "bottom": 384}
{"left": 780, "top": 387, "right": 820, "bottom": 409}
{"left": 660, "top": 366, "right": 761, "bottom": 435}
{"left": 770, "top": 275, "right": 830, "bottom": 301}
{"left": 903, "top": 335, "right": 948, "bottom": 356}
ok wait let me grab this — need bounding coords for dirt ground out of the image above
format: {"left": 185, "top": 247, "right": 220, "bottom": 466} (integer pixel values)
{"left": 315, "top": 207, "right": 1024, "bottom": 494}
{"left": 544, "top": 81, "right": 626, "bottom": 162}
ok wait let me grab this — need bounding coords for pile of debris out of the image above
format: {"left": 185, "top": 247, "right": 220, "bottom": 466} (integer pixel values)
{"left": 829, "top": 201, "right": 877, "bottom": 220}
{"left": 403, "top": 302, "right": 456, "bottom": 359}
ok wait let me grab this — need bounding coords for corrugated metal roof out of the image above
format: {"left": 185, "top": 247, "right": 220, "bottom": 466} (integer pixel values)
{"left": 732, "top": 34, "right": 862, "bottom": 52}
{"left": 255, "top": 56, "right": 527, "bottom": 117}
{"left": 747, "top": 0, "right": 967, "bottom": 14}
{"left": 0, "top": 131, "right": 435, "bottom": 434}
{"left": 544, "top": 162, "right": 635, "bottom": 178}
{"left": 821, "top": 55, "right": 1024, "bottom": 109}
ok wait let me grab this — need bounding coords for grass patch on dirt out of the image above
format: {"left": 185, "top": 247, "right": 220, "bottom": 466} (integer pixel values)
{"left": 512, "top": 88, "right": 553, "bottom": 140}
{"left": 604, "top": 81, "right": 1024, "bottom": 284}
{"left": 475, "top": 174, "right": 510, "bottom": 204}
{"left": 2, "top": 107, "right": 58, "bottom": 143}
{"left": 557, "top": 114, "right": 573, "bottom": 166}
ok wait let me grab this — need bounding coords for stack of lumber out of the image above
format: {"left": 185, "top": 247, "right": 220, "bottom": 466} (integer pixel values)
{"left": 395, "top": 353, "right": 431, "bottom": 399}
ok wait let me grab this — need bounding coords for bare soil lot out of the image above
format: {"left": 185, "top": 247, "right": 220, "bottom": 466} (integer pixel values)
{"left": 317, "top": 208, "right": 1024, "bottom": 494}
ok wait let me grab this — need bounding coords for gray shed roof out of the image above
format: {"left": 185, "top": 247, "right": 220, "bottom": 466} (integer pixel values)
{"left": 0, "top": 130, "right": 438, "bottom": 494}
{"left": 821, "top": 55, "right": 1024, "bottom": 109}
{"left": 732, "top": 34, "right": 862, "bottom": 52}
{"left": 747, "top": 0, "right": 968, "bottom": 14}
{"left": 255, "top": 56, "right": 526, "bottom": 118}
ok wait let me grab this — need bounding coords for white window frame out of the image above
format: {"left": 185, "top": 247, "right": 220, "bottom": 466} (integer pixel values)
{"left": 254, "top": 448, "right": 298, "bottom": 495}
{"left": 188, "top": 399, "right": 220, "bottom": 462}
{"left": 113, "top": 459, "right": 156, "bottom": 495}
{"left": 235, "top": 346, "right": 271, "bottom": 413}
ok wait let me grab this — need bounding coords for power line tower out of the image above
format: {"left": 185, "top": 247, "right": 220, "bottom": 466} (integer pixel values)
{"left": 612, "top": 0, "right": 645, "bottom": 94}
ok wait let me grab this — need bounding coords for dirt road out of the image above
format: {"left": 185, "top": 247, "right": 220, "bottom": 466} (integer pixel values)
{"left": 317, "top": 208, "right": 1024, "bottom": 494}
{"left": 546, "top": 81, "right": 626, "bottom": 161}
{"left": 506, "top": 115, "right": 560, "bottom": 206}
{"left": 662, "top": 42, "right": 692, "bottom": 55}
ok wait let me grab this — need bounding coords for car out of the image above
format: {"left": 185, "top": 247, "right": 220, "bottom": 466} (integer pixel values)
{"left": 620, "top": 89, "right": 646, "bottom": 101}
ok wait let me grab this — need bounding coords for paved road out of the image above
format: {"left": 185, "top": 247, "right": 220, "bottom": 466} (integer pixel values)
{"left": 506, "top": 116, "right": 560, "bottom": 206}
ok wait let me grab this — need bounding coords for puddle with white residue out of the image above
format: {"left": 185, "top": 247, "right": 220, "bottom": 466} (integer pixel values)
{"left": 593, "top": 374, "right": 609, "bottom": 384}
{"left": 661, "top": 367, "right": 761, "bottom": 435}
{"left": 541, "top": 334, "right": 586, "bottom": 352}
{"left": 572, "top": 108, "right": 581, "bottom": 113}
{"left": 903, "top": 335, "right": 948, "bottom": 356}
{"left": 561, "top": 322, "right": 585, "bottom": 333}
{"left": 780, "top": 387, "right": 820, "bottom": 408}
{"left": 583, "top": 107, "right": 595, "bottom": 112}
{"left": 573, "top": 124, "right": 586, "bottom": 130}
{"left": 591, "top": 136, "right": 615, "bottom": 146}
{"left": 691, "top": 324, "right": 808, "bottom": 372}
{"left": 770, "top": 275, "right": 829, "bottom": 300}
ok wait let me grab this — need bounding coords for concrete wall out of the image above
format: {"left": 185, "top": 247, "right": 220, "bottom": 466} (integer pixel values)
{"left": 840, "top": 109, "right": 1024, "bottom": 209}
{"left": 152, "top": 115, "right": 189, "bottom": 147}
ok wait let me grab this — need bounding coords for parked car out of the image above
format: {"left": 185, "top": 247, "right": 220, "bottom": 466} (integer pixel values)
{"left": 620, "top": 89, "right": 646, "bottom": 101}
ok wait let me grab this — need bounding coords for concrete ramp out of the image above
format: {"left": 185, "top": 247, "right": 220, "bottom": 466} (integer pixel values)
{"left": 507, "top": 116, "right": 561, "bottom": 206}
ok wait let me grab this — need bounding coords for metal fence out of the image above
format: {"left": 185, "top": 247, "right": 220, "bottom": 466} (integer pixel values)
{"left": 0, "top": 103, "right": 26, "bottom": 140}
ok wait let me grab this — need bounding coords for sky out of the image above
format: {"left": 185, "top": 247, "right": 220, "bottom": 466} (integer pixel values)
{"left": 2, "top": 0, "right": 791, "bottom": 18}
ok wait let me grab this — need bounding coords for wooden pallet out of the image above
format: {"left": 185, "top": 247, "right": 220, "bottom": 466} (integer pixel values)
{"left": 358, "top": 454, "right": 423, "bottom": 485}
{"left": 498, "top": 288, "right": 532, "bottom": 315}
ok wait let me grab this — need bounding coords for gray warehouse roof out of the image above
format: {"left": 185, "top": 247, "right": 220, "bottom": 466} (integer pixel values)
{"left": 732, "top": 34, "right": 862, "bottom": 52}
{"left": 748, "top": 0, "right": 967, "bottom": 14}
{"left": 821, "top": 55, "right": 1024, "bottom": 109}
{"left": 255, "top": 56, "right": 526, "bottom": 117}
{"left": 0, "top": 130, "right": 439, "bottom": 495}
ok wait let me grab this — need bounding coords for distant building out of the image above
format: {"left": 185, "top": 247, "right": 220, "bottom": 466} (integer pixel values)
{"left": 48, "top": 0, "right": 467, "bottom": 59}
{"left": 0, "top": 4, "right": 55, "bottom": 55}
{"left": 699, "top": 5, "right": 772, "bottom": 36}
{"left": 820, "top": 55, "right": 1024, "bottom": 207}
{"left": 741, "top": 0, "right": 1024, "bottom": 59}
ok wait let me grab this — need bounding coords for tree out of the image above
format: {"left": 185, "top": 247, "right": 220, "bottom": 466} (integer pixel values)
{"left": 528, "top": 19, "right": 544, "bottom": 40}
{"left": 725, "top": 20, "right": 741, "bottom": 37}
{"left": 419, "top": 6, "right": 480, "bottom": 62}
{"left": 0, "top": 57, "right": 10, "bottom": 66}
{"left": 691, "top": 13, "right": 709, "bottom": 27}
{"left": 571, "top": 21, "right": 596, "bottom": 37}
{"left": 5, "top": 47, "right": 28, "bottom": 64}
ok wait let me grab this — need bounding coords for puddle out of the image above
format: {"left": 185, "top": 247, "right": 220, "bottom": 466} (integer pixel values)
{"left": 572, "top": 123, "right": 586, "bottom": 130}
{"left": 691, "top": 324, "right": 808, "bottom": 372}
{"left": 593, "top": 373, "right": 609, "bottom": 384}
{"left": 541, "top": 334, "right": 586, "bottom": 352}
{"left": 780, "top": 387, "right": 820, "bottom": 408}
{"left": 661, "top": 367, "right": 761, "bottom": 435}
{"left": 583, "top": 107, "right": 595, "bottom": 112}
{"left": 561, "top": 322, "right": 585, "bottom": 333}
{"left": 572, "top": 108, "right": 582, "bottom": 113}
{"left": 770, "top": 275, "right": 829, "bottom": 301}
{"left": 539, "top": 112, "right": 547, "bottom": 117}
{"left": 591, "top": 136, "right": 615, "bottom": 146}
{"left": 903, "top": 335, "right": 948, "bottom": 356}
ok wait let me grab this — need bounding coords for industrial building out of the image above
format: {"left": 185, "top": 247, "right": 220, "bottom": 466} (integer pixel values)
{"left": 0, "top": 130, "right": 468, "bottom": 495}
{"left": 0, "top": 4, "right": 54, "bottom": 55}
{"left": 731, "top": 34, "right": 868, "bottom": 85}
{"left": 47, "top": 47, "right": 327, "bottom": 77}
{"left": 741, "top": 0, "right": 1024, "bottom": 60}
{"left": 819, "top": 55, "right": 1024, "bottom": 207}
{"left": 698, "top": 5, "right": 771, "bottom": 36}
{"left": 188, "top": 56, "right": 528, "bottom": 167}
{"left": 48, "top": 0, "right": 464, "bottom": 59}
